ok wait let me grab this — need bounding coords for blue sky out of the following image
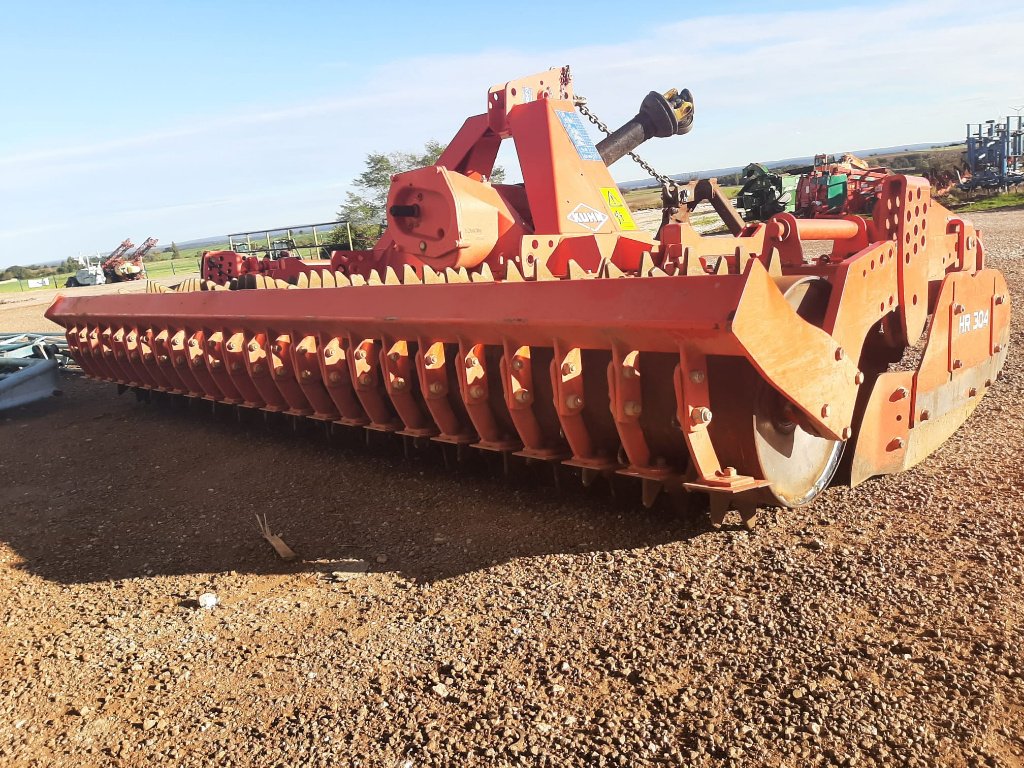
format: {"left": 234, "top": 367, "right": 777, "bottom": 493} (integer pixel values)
{"left": 1, "top": 0, "right": 1021, "bottom": 266}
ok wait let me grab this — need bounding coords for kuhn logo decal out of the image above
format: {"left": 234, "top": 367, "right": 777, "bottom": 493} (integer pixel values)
{"left": 566, "top": 203, "right": 608, "bottom": 232}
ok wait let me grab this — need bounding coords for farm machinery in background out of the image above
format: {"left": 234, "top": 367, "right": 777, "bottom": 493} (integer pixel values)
{"left": 65, "top": 237, "right": 158, "bottom": 287}
{"left": 736, "top": 163, "right": 797, "bottom": 221}
{"left": 46, "top": 66, "right": 1009, "bottom": 526}
{"left": 738, "top": 154, "right": 891, "bottom": 222}
{"left": 201, "top": 222, "right": 354, "bottom": 286}
{"left": 795, "top": 154, "right": 891, "bottom": 217}
{"left": 104, "top": 237, "right": 157, "bottom": 282}
{"left": 959, "top": 116, "right": 1024, "bottom": 191}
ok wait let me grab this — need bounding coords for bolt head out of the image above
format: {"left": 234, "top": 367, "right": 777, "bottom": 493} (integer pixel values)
{"left": 391, "top": 377, "right": 406, "bottom": 390}
{"left": 358, "top": 373, "right": 372, "bottom": 386}
{"left": 388, "top": 351, "right": 400, "bottom": 362}
{"left": 920, "top": 409, "right": 930, "bottom": 421}
{"left": 511, "top": 358, "right": 524, "bottom": 370}
{"left": 188, "top": 339, "right": 197, "bottom": 347}
{"left": 247, "top": 342, "right": 258, "bottom": 352}
{"left": 354, "top": 349, "right": 366, "bottom": 361}
{"left": 230, "top": 362, "right": 241, "bottom": 372}
{"left": 854, "top": 372, "right": 865, "bottom": 385}
{"left": 469, "top": 385, "right": 485, "bottom": 399}
{"left": 466, "top": 357, "right": 478, "bottom": 369}
{"left": 716, "top": 466, "right": 738, "bottom": 479}
{"left": 841, "top": 427, "right": 852, "bottom": 440}
{"left": 328, "top": 372, "right": 342, "bottom": 384}
{"left": 691, "top": 406, "right": 712, "bottom": 425}
{"left": 688, "top": 370, "right": 705, "bottom": 384}
{"left": 821, "top": 404, "right": 831, "bottom": 418}
{"left": 561, "top": 362, "right": 575, "bottom": 376}
{"left": 514, "top": 389, "right": 532, "bottom": 404}
{"left": 624, "top": 400, "right": 642, "bottom": 417}
{"left": 566, "top": 393, "right": 583, "bottom": 409}
{"left": 969, "top": 386, "right": 978, "bottom": 397}
{"left": 424, "top": 354, "right": 437, "bottom": 367}
{"left": 176, "top": 355, "right": 185, "bottom": 365}
{"left": 324, "top": 348, "right": 334, "bottom": 358}
{"left": 428, "top": 382, "right": 443, "bottom": 395}
{"left": 834, "top": 347, "right": 845, "bottom": 361}
{"left": 300, "top": 369, "right": 312, "bottom": 380}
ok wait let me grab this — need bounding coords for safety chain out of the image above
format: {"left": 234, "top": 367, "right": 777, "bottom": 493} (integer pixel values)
{"left": 574, "top": 96, "right": 675, "bottom": 186}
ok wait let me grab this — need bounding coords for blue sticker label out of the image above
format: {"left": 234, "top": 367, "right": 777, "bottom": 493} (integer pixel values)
{"left": 556, "top": 110, "right": 602, "bottom": 162}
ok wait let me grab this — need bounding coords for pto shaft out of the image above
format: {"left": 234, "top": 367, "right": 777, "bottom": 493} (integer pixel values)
{"left": 596, "top": 88, "right": 694, "bottom": 166}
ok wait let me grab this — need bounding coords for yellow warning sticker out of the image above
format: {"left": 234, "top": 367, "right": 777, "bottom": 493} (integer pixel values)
{"left": 599, "top": 186, "right": 637, "bottom": 231}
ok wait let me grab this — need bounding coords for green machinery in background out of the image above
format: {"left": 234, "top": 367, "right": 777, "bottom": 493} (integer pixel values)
{"left": 736, "top": 163, "right": 797, "bottom": 222}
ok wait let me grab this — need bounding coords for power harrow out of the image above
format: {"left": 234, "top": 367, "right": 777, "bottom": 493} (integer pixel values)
{"left": 46, "top": 67, "right": 1010, "bottom": 526}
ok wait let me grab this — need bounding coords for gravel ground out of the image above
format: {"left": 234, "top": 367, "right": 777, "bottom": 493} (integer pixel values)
{"left": 1, "top": 209, "right": 1023, "bottom": 767}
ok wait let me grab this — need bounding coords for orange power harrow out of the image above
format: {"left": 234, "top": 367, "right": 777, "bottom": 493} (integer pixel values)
{"left": 46, "top": 67, "right": 1010, "bottom": 526}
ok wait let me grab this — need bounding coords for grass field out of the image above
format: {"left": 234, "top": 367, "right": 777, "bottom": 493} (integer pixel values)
{"left": 0, "top": 256, "right": 204, "bottom": 294}
{"left": 949, "top": 191, "right": 1024, "bottom": 213}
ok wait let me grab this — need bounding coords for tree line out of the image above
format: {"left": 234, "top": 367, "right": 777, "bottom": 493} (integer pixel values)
{"left": 0, "top": 258, "right": 82, "bottom": 282}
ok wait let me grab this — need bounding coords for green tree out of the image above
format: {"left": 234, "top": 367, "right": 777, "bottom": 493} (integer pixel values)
{"left": 171, "top": 241, "right": 182, "bottom": 259}
{"left": 330, "top": 141, "right": 506, "bottom": 250}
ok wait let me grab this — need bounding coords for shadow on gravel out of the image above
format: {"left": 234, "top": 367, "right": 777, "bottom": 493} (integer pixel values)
{"left": 0, "top": 372, "right": 717, "bottom": 586}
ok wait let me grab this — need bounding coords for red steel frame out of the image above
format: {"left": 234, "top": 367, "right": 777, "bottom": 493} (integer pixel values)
{"left": 46, "top": 67, "right": 1011, "bottom": 520}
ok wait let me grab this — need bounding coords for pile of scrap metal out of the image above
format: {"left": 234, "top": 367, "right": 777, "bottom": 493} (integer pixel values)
{"left": 45, "top": 67, "right": 1010, "bottom": 525}
{"left": 960, "top": 117, "right": 1024, "bottom": 191}
{"left": 0, "top": 332, "right": 70, "bottom": 411}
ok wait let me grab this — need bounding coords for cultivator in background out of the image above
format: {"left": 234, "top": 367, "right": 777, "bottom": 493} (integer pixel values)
{"left": 46, "top": 67, "right": 1010, "bottom": 526}
{"left": 960, "top": 116, "right": 1024, "bottom": 191}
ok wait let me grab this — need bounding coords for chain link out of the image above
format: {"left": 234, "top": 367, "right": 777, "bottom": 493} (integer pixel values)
{"left": 575, "top": 96, "right": 675, "bottom": 186}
